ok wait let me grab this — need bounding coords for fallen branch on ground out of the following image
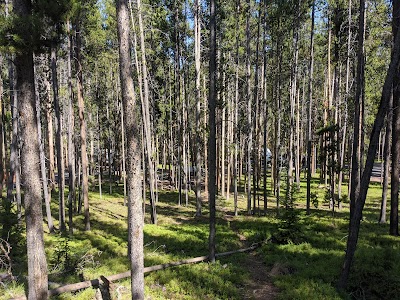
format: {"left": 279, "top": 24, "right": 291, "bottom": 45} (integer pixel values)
{"left": 9, "top": 242, "right": 263, "bottom": 299}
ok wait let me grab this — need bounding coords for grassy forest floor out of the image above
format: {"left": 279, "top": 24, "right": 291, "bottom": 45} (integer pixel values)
{"left": 1, "top": 171, "right": 400, "bottom": 299}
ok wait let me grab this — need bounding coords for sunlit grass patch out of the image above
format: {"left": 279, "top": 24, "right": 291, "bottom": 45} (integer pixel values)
{"left": 145, "top": 261, "right": 245, "bottom": 299}
{"left": 0, "top": 281, "right": 25, "bottom": 300}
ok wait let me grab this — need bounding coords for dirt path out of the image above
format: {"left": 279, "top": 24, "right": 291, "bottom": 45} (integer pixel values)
{"left": 241, "top": 252, "right": 279, "bottom": 300}
{"left": 221, "top": 210, "right": 279, "bottom": 300}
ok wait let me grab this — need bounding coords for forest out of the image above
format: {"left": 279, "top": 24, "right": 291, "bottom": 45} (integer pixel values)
{"left": 0, "top": 0, "right": 399, "bottom": 299}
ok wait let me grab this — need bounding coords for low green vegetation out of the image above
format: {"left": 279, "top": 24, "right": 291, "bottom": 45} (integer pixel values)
{"left": 0, "top": 177, "right": 399, "bottom": 299}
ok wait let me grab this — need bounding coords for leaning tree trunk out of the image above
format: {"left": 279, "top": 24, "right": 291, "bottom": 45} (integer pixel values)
{"left": 117, "top": 0, "right": 145, "bottom": 298}
{"left": 14, "top": 1, "right": 49, "bottom": 297}
{"left": 337, "top": 7, "right": 400, "bottom": 288}
{"left": 391, "top": 0, "right": 400, "bottom": 237}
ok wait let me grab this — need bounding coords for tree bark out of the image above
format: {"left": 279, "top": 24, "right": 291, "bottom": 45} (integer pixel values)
{"left": 116, "top": 0, "right": 144, "bottom": 298}
{"left": 14, "top": 1, "right": 49, "bottom": 297}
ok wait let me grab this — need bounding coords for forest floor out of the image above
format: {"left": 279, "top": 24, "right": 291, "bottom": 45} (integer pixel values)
{"left": 2, "top": 174, "right": 400, "bottom": 299}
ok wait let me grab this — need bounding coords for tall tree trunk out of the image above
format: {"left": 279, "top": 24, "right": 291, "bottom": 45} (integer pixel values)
{"left": 262, "top": 0, "right": 268, "bottom": 214}
{"left": 391, "top": 0, "right": 400, "bottom": 236}
{"left": 337, "top": 8, "right": 400, "bottom": 289}
{"left": 45, "top": 80, "right": 56, "bottom": 194}
{"left": 306, "top": 0, "right": 315, "bottom": 215}
{"left": 75, "top": 21, "right": 90, "bottom": 231}
{"left": 233, "top": 0, "right": 240, "bottom": 216}
{"left": 246, "top": 0, "right": 252, "bottom": 215}
{"left": 34, "top": 59, "right": 55, "bottom": 234}
{"left": 14, "top": 1, "right": 48, "bottom": 297}
{"left": 6, "top": 55, "right": 22, "bottom": 219}
{"left": 51, "top": 46, "right": 66, "bottom": 233}
{"left": 208, "top": 0, "right": 217, "bottom": 263}
{"left": 194, "top": 0, "right": 202, "bottom": 216}
{"left": 135, "top": 0, "right": 157, "bottom": 224}
{"left": 67, "top": 20, "right": 76, "bottom": 233}
{"left": 287, "top": 0, "right": 300, "bottom": 203}
{"left": 350, "top": 0, "right": 365, "bottom": 220}
{"left": 275, "top": 33, "right": 282, "bottom": 215}
{"left": 116, "top": 1, "right": 144, "bottom": 298}
{"left": 252, "top": 1, "right": 262, "bottom": 213}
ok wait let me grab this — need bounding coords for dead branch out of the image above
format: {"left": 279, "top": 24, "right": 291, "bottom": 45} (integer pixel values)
{"left": 9, "top": 242, "right": 263, "bottom": 299}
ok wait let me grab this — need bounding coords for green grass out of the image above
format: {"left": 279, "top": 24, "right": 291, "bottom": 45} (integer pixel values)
{"left": 1, "top": 174, "right": 399, "bottom": 299}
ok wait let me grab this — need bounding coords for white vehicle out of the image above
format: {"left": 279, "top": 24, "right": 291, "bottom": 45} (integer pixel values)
{"left": 265, "top": 148, "right": 272, "bottom": 165}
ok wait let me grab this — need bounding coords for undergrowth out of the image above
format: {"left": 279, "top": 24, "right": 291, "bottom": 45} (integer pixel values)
{"left": 1, "top": 177, "right": 399, "bottom": 299}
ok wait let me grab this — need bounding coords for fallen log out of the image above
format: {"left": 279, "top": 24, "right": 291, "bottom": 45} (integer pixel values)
{"left": 9, "top": 242, "right": 263, "bottom": 299}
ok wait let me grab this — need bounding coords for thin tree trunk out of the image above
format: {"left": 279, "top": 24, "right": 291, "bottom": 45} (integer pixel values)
{"left": 194, "top": 0, "right": 202, "bottom": 216}
{"left": 75, "top": 21, "right": 90, "bottom": 231}
{"left": 252, "top": 1, "right": 262, "bottom": 213}
{"left": 208, "top": 0, "right": 217, "bottom": 263}
{"left": 287, "top": 0, "right": 300, "bottom": 204}
{"left": 246, "top": 0, "right": 252, "bottom": 215}
{"left": 135, "top": 0, "right": 157, "bottom": 224}
{"left": 233, "top": 0, "right": 240, "bottom": 217}
{"left": 67, "top": 20, "right": 76, "bottom": 233}
{"left": 51, "top": 46, "right": 66, "bottom": 233}
{"left": 350, "top": 0, "right": 366, "bottom": 220}
{"left": 6, "top": 55, "right": 22, "bottom": 219}
{"left": 34, "top": 58, "right": 55, "bottom": 234}
{"left": 121, "top": 94, "right": 127, "bottom": 206}
{"left": 46, "top": 80, "right": 56, "bottom": 194}
{"left": 379, "top": 99, "right": 392, "bottom": 223}
{"left": 306, "top": 0, "right": 315, "bottom": 215}
{"left": 116, "top": 1, "right": 144, "bottom": 297}
{"left": 262, "top": 0, "right": 268, "bottom": 214}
